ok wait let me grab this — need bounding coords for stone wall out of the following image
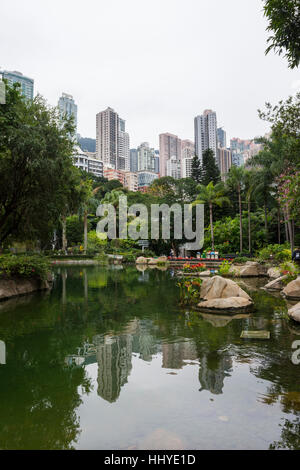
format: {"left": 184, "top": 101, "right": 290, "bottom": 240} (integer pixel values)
{"left": 0, "top": 276, "right": 52, "bottom": 301}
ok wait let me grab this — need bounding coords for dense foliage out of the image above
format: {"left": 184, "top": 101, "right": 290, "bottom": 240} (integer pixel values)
{"left": 0, "top": 254, "right": 50, "bottom": 280}
{"left": 264, "top": 0, "right": 300, "bottom": 69}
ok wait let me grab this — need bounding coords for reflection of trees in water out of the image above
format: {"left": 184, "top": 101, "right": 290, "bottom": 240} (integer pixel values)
{"left": 0, "top": 343, "right": 91, "bottom": 449}
{"left": 270, "top": 416, "right": 300, "bottom": 450}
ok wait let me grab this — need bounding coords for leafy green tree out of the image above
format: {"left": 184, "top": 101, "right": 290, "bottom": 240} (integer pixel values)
{"left": 200, "top": 149, "right": 221, "bottom": 186}
{"left": 264, "top": 0, "right": 300, "bottom": 69}
{"left": 0, "top": 82, "right": 82, "bottom": 248}
{"left": 192, "top": 182, "right": 230, "bottom": 250}
{"left": 226, "top": 165, "right": 245, "bottom": 253}
{"left": 191, "top": 155, "right": 202, "bottom": 183}
{"left": 244, "top": 169, "right": 259, "bottom": 253}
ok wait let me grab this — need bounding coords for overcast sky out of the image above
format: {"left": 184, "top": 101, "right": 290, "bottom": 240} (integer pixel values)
{"left": 1, "top": 0, "right": 299, "bottom": 148}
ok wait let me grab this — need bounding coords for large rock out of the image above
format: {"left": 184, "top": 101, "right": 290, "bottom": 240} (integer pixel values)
{"left": 197, "top": 297, "right": 253, "bottom": 313}
{"left": 229, "top": 261, "right": 267, "bottom": 277}
{"left": 264, "top": 275, "right": 288, "bottom": 291}
{"left": 199, "top": 270, "right": 211, "bottom": 277}
{"left": 267, "top": 267, "right": 281, "bottom": 279}
{"left": 200, "top": 275, "right": 251, "bottom": 301}
{"left": 148, "top": 256, "right": 168, "bottom": 265}
{"left": 282, "top": 277, "right": 300, "bottom": 299}
{"left": 0, "top": 278, "right": 51, "bottom": 301}
{"left": 288, "top": 302, "right": 300, "bottom": 323}
{"left": 136, "top": 257, "right": 148, "bottom": 265}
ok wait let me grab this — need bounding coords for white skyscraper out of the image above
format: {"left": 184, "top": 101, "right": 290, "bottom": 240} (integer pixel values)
{"left": 137, "top": 142, "right": 156, "bottom": 172}
{"left": 166, "top": 156, "right": 181, "bottom": 179}
{"left": 58, "top": 93, "right": 78, "bottom": 133}
{"left": 118, "top": 119, "right": 130, "bottom": 171}
{"left": 194, "top": 109, "right": 218, "bottom": 163}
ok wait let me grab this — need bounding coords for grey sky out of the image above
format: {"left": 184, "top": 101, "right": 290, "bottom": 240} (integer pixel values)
{"left": 1, "top": 0, "right": 299, "bottom": 148}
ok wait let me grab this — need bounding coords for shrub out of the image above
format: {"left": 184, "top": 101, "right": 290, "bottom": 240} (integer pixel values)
{"left": 0, "top": 254, "right": 50, "bottom": 281}
{"left": 87, "top": 231, "right": 108, "bottom": 252}
{"left": 94, "top": 252, "right": 108, "bottom": 265}
{"left": 256, "top": 244, "right": 291, "bottom": 262}
{"left": 234, "top": 256, "right": 251, "bottom": 263}
{"left": 219, "top": 260, "right": 232, "bottom": 276}
{"left": 279, "top": 261, "right": 299, "bottom": 285}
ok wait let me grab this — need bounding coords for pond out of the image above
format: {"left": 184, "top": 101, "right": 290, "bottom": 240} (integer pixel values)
{"left": 0, "top": 266, "right": 299, "bottom": 450}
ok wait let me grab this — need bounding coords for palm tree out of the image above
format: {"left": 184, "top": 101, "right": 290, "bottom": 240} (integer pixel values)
{"left": 226, "top": 165, "right": 245, "bottom": 253}
{"left": 244, "top": 169, "right": 259, "bottom": 254}
{"left": 192, "top": 182, "right": 230, "bottom": 250}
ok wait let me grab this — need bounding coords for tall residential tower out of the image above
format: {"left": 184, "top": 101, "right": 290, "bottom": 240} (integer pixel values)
{"left": 96, "top": 107, "right": 130, "bottom": 170}
{"left": 194, "top": 109, "right": 218, "bottom": 163}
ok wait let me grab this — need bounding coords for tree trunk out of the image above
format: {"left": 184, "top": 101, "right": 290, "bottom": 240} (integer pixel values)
{"left": 62, "top": 215, "right": 67, "bottom": 254}
{"left": 264, "top": 200, "right": 268, "bottom": 237}
{"left": 238, "top": 187, "right": 243, "bottom": 253}
{"left": 209, "top": 203, "right": 214, "bottom": 251}
{"left": 283, "top": 208, "right": 289, "bottom": 242}
{"left": 277, "top": 207, "right": 281, "bottom": 245}
{"left": 248, "top": 199, "right": 251, "bottom": 254}
{"left": 84, "top": 209, "right": 88, "bottom": 255}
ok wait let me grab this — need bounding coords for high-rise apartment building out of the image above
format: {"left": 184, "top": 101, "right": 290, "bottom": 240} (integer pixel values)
{"left": 130, "top": 149, "right": 138, "bottom": 173}
{"left": 159, "top": 133, "right": 182, "bottom": 177}
{"left": 154, "top": 151, "right": 160, "bottom": 175}
{"left": 181, "top": 139, "right": 195, "bottom": 159}
{"left": 166, "top": 156, "right": 181, "bottom": 179}
{"left": 230, "top": 137, "right": 262, "bottom": 166}
{"left": 194, "top": 110, "right": 218, "bottom": 163}
{"left": 217, "top": 127, "right": 226, "bottom": 149}
{"left": 137, "top": 142, "right": 156, "bottom": 172}
{"left": 181, "top": 157, "right": 193, "bottom": 178}
{"left": 58, "top": 93, "right": 78, "bottom": 133}
{"left": 137, "top": 171, "right": 158, "bottom": 191}
{"left": 118, "top": 121, "right": 130, "bottom": 171}
{"left": 0, "top": 70, "right": 34, "bottom": 100}
{"left": 96, "top": 107, "right": 129, "bottom": 170}
{"left": 124, "top": 172, "right": 138, "bottom": 192}
{"left": 217, "top": 148, "right": 232, "bottom": 181}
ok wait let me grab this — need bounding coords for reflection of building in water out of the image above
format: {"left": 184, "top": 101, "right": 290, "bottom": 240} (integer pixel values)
{"left": 132, "top": 319, "right": 159, "bottom": 362}
{"left": 95, "top": 334, "right": 133, "bottom": 403}
{"left": 198, "top": 352, "right": 232, "bottom": 395}
{"left": 0, "top": 340, "right": 6, "bottom": 365}
{"left": 162, "top": 340, "right": 198, "bottom": 369}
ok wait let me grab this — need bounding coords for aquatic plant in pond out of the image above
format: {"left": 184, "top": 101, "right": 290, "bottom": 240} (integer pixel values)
{"left": 177, "top": 279, "right": 202, "bottom": 305}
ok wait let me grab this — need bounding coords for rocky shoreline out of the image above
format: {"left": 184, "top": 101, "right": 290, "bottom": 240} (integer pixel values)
{"left": 0, "top": 275, "right": 53, "bottom": 301}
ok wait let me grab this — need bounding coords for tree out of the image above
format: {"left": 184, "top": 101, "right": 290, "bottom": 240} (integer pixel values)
{"left": 0, "top": 82, "right": 82, "bottom": 248}
{"left": 226, "top": 166, "right": 245, "bottom": 253}
{"left": 244, "top": 169, "right": 259, "bottom": 253}
{"left": 264, "top": 0, "right": 300, "bottom": 69}
{"left": 253, "top": 93, "right": 300, "bottom": 251}
{"left": 192, "top": 182, "right": 230, "bottom": 251}
{"left": 200, "top": 149, "right": 221, "bottom": 186}
{"left": 191, "top": 155, "right": 202, "bottom": 183}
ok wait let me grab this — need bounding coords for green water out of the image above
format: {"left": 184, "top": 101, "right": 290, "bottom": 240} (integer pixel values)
{"left": 0, "top": 266, "right": 300, "bottom": 450}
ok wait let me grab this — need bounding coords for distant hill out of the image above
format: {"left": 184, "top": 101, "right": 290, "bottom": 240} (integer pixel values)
{"left": 77, "top": 137, "right": 96, "bottom": 153}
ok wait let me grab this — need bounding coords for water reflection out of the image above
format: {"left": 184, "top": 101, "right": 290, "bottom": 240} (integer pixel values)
{"left": 0, "top": 266, "right": 299, "bottom": 449}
